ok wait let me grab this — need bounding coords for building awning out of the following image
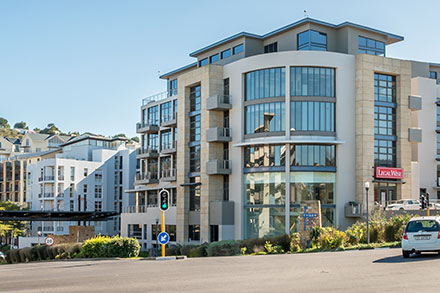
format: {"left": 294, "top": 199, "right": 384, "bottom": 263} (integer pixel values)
{"left": 372, "top": 179, "right": 406, "bottom": 184}
{"left": 0, "top": 211, "right": 118, "bottom": 221}
{"left": 233, "top": 136, "right": 344, "bottom": 147}
{"left": 125, "top": 183, "right": 177, "bottom": 193}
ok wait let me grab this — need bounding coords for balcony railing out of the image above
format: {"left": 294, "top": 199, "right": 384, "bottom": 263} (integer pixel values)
{"left": 44, "top": 176, "right": 55, "bottom": 181}
{"left": 38, "top": 177, "right": 43, "bottom": 182}
{"left": 58, "top": 175, "right": 64, "bottom": 180}
{"left": 135, "top": 172, "right": 159, "bottom": 182}
{"left": 122, "top": 205, "right": 148, "bottom": 213}
{"left": 142, "top": 91, "right": 168, "bottom": 106}
{"left": 207, "top": 94, "right": 232, "bottom": 111}
{"left": 161, "top": 168, "right": 176, "bottom": 179}
{"left": 44, "top": 192, "right": 55, "bottom": 198}
{"left": 161, "top": 112, "right": 177, "bottom": 125}
{"left": 137, "top": 147, "right": 158, "bottom": 154}
{"left": 161, "top": 141, "right": 176, "bottom": 152}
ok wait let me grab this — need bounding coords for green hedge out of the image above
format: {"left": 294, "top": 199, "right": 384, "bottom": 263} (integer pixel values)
{"left": 5, "top": 243, "right": 83, "bottom": 264}
{"left": 81, "top": 236, "right": 140, "bottom": 258}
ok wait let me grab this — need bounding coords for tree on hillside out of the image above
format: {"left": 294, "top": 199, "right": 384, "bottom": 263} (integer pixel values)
{"left": 130, "top": 136, "right": 140, "bottom": 143}
{"left": 114, "top": 133, "right": 127, "bottom": 138}
{"left": 0, "top": 117, "right": 10, "bottom": 129}
{"left": 40, "top": 123, "right": 61, "bottom": 135}
{"left": 13, "top": 121, "right": 28, "bottom": 129}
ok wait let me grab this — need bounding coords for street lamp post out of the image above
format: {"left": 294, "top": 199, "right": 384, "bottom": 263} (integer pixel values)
{"left": 37, "top": 231, "right": 42, "bottom": 245}
{"left": 365, "top": 182, "right": 370, "bottom": 244}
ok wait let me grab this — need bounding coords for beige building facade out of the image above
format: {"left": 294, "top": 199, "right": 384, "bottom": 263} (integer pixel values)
{"left": 121, "top": 18, "right": 440, "bottom": 249}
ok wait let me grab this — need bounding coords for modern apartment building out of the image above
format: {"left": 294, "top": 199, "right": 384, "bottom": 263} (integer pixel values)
{"left": 26, "top": 134, "right": 136, "bottom": 236}
{"left": 0, "top": 133, "right": 70, "bottom": 205}
{"left": 121, "top": 17, "right": 440, "bottom": 248}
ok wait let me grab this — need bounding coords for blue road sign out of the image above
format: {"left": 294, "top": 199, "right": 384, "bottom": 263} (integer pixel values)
{"left": 158, "top": 232, "right": 170, "bottom": 245}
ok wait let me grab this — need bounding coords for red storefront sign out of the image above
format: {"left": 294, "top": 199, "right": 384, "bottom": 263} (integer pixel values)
{"left": 375, "top": 167, "right": 403, "bottom": 179}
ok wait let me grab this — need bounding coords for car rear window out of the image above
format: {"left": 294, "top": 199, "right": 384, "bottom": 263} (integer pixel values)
{"left": 406, "top": 220, "right": 439, "bottom": 232}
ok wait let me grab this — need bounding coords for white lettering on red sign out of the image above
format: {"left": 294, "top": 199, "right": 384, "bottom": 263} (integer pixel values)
{"left": 375, "top": 167, "right": 403, "bottom": 179}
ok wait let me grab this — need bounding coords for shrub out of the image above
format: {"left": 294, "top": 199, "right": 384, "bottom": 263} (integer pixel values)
{"left": 180, "top": 245, "right": 196, "bottom": 257}
{"left": 18, "top": 247, "right": 32, "bottom": 262}
{"left": 188, "top": 247, "right": 202, "bottom": 258}
{"left": 81, "top": 236, "right": 140, "bottom": 258}
{"left": 265, "top": 234, "right": 290, "bottom": 252}
{"left": 37, "top": 245, "right": 49, "bottom": 260}
{"left": 139, "top": 251, "right": 149, "bottom": 257}
{"left": 316, "top": 227, "right": 346, "bottom": 249}
{"left": 345, "top": 222, "right": 367, "bottom": 245}
{"left": 240, "top": 238, "right": 266, "bottom": 253}
{"left": 207, "top": 240, "right": 240, "bottom": 257}
{"left": 6, "top": 249, "right": 19, "bottom": 264}
{"left": 290, "top": 233, "right": 302, "bottom": 252}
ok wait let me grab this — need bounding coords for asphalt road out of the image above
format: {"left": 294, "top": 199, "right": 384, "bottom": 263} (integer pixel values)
{"left": 1, "top": 248, "right": 440, "bottom": 292}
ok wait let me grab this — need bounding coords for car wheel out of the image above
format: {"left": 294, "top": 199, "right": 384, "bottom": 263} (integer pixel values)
{"left": 399, "top": 208, "right": 404, "bottom": 211}
{"left": 416, "top": 251, "right": 421, "bottom": 256}
{"left": 402, "top": 250, "right": 410, "bottom": 258}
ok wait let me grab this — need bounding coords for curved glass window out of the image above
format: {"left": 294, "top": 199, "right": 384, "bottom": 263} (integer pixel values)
{"left": 291, "top": 67, "right": 335, "bottom": 97}
{"left": 245, "top": 207, "right": 285, "bottom": 239}
{"left": 245, "top": 68, "right": 285, "bottom": 101}
{"left": 290, "top": 101, "right": 334, "bottom": 132}
{"left": 244, "top": 145, "right": 286, "bottom": 168}
{"left": 291, "top": 145, "right": 335, "bottom": 167}
{"left": 245, "top": 102, "right": 285, "bottom": 134}
{"left": 244, "top": 172, "right": 285, "bottom": 205}
{"left": 290, "top": 172, "right": 335, "bottom": 204}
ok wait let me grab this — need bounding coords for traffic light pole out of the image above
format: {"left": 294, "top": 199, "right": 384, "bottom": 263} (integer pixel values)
{"left": 161, "top": 210, "right": 165, "bottom": 257}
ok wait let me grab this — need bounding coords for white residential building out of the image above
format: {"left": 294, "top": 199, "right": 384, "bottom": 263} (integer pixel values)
{"left": 26, "top": 134, "right": 137, "bottom": 236}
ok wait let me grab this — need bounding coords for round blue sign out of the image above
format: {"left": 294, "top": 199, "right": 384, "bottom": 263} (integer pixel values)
{"left": 158, "top": 232, "right": 170, "bottom": 245}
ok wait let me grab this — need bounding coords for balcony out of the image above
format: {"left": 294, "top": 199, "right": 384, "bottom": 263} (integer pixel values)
{"left": 136, "top": 121, "right": 159, "bottom": 134}
{"left": 58, "top": 175, "right": 64, "bottom": 181}
{"left": 161, "top": 141, "right": 176, "bottom": 154}
{"left": 206, "top": 127, "right": 232, "bottom": 143}
{"left": 207, "top": 94, "right": 232, "bottom": 111}
{"left": 122, "top": 205, "right": 148, "bottom": 213}
{"left": 44, "top": 175, "right": 55, "bottom": 181}
{"left": 142, "top": 91, "right": 175, "bottom": 106}
{"left": 43, "top": 192, "right": 55, "bottom": 198}
{"left": 161, "top": 168, "right": 176, "bottom": 182}
{"left": 161, "top": 112, "right": 177, "bottom": 127}
{"left": 135, "top": 172, "right": 159, "bottom": 184}
{"left": 136, "top": 147, "right": 159, "bottom": 159}
{"left": 206, "top": 160, "right": 232, "bottom": 175}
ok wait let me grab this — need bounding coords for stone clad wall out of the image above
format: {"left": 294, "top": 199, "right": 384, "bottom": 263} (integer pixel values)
{"left": 52, "top": 226, "right": 95, "bottom": 245}
{"left": 355, "top": 54, "right": 412, "bottom": 205}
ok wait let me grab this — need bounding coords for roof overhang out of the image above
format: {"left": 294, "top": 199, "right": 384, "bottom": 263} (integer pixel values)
{"left": 0, "top": 211, "right": 118, "bottom": 221}
{"left": 233, "top": 136, "right": 344, "bottom": 147}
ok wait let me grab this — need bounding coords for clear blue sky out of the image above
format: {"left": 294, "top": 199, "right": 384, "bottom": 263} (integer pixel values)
{"left": 1, "top": 0, "right": 439, "bottom": 138}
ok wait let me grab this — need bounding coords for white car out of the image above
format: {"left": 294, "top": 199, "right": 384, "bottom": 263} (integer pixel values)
{"left": 402, "top": 216, "right": 440, "bottom": 258}
{"left": 386, "top": 199, "right": 421, "bottom": 211}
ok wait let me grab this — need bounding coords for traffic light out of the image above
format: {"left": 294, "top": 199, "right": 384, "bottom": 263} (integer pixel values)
{"left": 426, "top": 193, "right": 430, "bottom": 207}
{"left": 159, "top": 189, "right": 170, "bottom": 212}
{"left": 420, "top": 195, "right": 426, "bottom": 210}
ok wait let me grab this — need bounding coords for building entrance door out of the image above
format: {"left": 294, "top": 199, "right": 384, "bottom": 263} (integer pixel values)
{"left": 374, "top": 183, "right": 397, "bottom": 207}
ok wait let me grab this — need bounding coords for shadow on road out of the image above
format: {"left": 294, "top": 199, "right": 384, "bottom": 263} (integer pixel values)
{"left": 373, "top": 253, "right": 440, "bottom": 264}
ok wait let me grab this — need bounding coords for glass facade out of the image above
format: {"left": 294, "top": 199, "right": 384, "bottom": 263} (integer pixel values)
{"left": 189, "top": 146, "right": 200, "bottom": 172}
{"left": 190, "top": 85, "right": 201, "bottom": 112}
{"left": 210, "top": 53, "right": 219, "bottom": 63}
{"left": 358, "top": 36, "right": 385, "bottom": 56}
{"left": 160, "top": 101, "right": 172, "bottom": 123}
{"left": 148, "top": 134, "right": 158, "bottom": 150}
{"left": 297, "top": 30, "right": 327, "bottom": 51}
{"left": 245, "top": 207, "right": 285, "bottom": 239}
{"left": 290, "top": 67, "right": 335, "bottom": 97}
{"left": 244, "top": 172, "right": 285, "bottom": 205}
{"left": 245, "top": 102, "right": 285, "bottom": 134}
{"left": 221, "top": 49, "right": 231, "bottom": 59}
{"left": 148, "top": 105, "right": 159, "bottom": 125}
{"left": 290, "top": 172, "right": 335, "bottom": 205}
{"left": 245, "top": 68, "right": 286, "bottom": 100}
{"left": 374, "top": 73, "right": 396, "bottom": 167}
{"left": 291, "top": 145, "right": 335, "bottom": 167}
{"left": 290, "top": 101, "right": 335, "bottom": 132}
{"left": 244, "top": 145, "right": 286, "bottom": 168}
{"left": 189, "top": 115, "right": 201, "bottom": 141}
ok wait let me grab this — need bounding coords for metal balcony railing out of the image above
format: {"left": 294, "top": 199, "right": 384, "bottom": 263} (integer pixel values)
{"left": 161, "top": 141, "right": 176, "bottom": 151}
{"left": 142, "top": 90, "right": 177, "bottom": 106}
{"left": 161, "top": 168, "right": 176, "bottom": 179}
{"left": 38, "top": 177, "right": 43, "bottom": 182}
{"left": 44, "top": 192, "right": 54, "bottom": 198}
{"left": 44, "top": 176, "right": 55, "bottom": 181}
{"left": 58, "top": 175, "right": 64, "bottom": 180}
{"left": 122, "top": 205, "right": 148, "bottom": 213}
{"left": 161, "top": 112, "right": 177, "bottom": 124}
{"left": 136, "top": 147, "right": 158, "bottom": 155}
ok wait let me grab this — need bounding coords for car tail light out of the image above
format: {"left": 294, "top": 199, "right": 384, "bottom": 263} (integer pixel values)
{"left": 403, "top": 232, "right": 408, "bottom": 240}
{"left": 438, "top": 232, "right": 440, "bottom": 239}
